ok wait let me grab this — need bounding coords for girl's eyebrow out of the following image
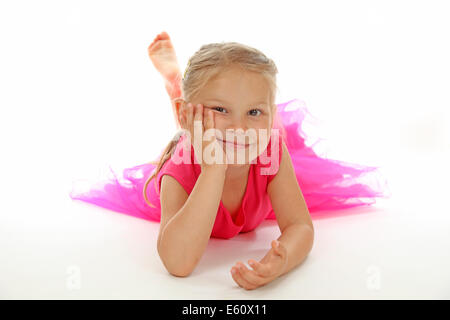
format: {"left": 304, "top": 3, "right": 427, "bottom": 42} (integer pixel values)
{"left": 204, "top": 98, "right": 268, "bottom": 107}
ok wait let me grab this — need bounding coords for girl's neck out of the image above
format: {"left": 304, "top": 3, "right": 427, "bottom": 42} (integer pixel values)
{"left": 225, "top": 163, "right": 251, "bottom": 182}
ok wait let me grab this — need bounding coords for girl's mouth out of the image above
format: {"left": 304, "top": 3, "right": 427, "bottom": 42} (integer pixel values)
{"left": 217, "top": 138, "right": 253, "bottom": 149}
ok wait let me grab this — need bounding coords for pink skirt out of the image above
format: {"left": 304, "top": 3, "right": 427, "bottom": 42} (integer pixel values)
{"left": 69, "top": 98, "right": 390, "bottom": 221}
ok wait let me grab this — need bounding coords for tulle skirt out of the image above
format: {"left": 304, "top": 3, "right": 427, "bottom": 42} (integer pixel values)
{"left": 69, "top": 98, "right": 390, "bottom": 221}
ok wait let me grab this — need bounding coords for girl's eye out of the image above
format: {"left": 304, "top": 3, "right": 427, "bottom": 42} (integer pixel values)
{"left": 209, "top": 106, "right": 262, "bottom": 116}
{"left": 213, "top": 106, "right": 227, "bottom": 113}
{"left": 249, "top": 109, "right": 262, "bottom": 116}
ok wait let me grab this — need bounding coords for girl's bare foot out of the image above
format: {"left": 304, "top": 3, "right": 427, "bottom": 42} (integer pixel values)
{"left": 148, "top": 31, "right": 183, "bottom": 128}
{"left": 148, "top": 31, "right": 182, "bottom": 85}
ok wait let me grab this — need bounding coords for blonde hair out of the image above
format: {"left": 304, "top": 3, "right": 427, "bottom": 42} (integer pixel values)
{"left": 143, "top": 41, "right": 279, "bottom": 208}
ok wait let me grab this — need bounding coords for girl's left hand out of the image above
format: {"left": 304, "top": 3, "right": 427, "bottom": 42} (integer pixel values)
{"left": 230, "top": 240, "right": 288, "bottom": 290}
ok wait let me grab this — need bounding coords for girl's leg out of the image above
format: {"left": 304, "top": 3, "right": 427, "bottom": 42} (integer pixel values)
{"left": 148, "top": 31, "right": 183, "bottom": 128}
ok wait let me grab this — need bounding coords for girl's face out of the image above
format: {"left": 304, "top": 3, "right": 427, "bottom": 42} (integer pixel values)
{"left": 189, "top": 67, "right": 275, "bottom": 166}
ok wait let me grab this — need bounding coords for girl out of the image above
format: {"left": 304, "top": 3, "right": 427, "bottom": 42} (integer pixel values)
{"left": 70, "top": 31, "right": 388, "bottom": 290}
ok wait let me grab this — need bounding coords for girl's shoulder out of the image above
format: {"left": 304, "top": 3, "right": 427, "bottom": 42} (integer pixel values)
{"left": 156, "top": 134, "right": 201, "bottom": 195}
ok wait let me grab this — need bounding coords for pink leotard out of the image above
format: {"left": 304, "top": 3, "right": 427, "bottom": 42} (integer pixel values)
{"left": 154, "top": 132, "right": 283, "bottom": 239}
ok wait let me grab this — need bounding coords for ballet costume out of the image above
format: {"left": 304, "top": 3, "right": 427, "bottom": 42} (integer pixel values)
{"left": 69, "top": 98, "right": 389, "bottom": 239}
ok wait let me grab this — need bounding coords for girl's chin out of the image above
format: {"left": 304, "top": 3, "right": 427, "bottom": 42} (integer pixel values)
{"left": 216, "top": 139, "right": 269, "bottom": 165}
{"left": 221, "top": 148, "right": 260, "bottom": 165}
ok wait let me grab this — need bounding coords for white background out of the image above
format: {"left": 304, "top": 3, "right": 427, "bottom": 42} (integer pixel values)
{"left": 0, "top": 0, "right": 449, "bottom": 299}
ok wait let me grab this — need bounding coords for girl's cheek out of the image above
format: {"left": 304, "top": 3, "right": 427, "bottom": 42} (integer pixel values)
{"left": 213, "top": 118, "right": 226, "bottom": 131}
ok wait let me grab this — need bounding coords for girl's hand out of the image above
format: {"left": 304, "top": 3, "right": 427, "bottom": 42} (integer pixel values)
{"left": 230, "top": 240, "right": 288, "bottom": 290}
{"left": 179, "top": 102, "right": 228, "bottom": 172}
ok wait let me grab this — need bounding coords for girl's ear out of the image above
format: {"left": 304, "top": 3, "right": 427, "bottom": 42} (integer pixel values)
{"left": 173, "top": 98, "right": 186, "bottom": 118}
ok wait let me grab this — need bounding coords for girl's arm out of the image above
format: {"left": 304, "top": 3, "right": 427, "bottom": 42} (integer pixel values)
{"left": 230, "top": 141, "right": 314, "bottom": 290}
{"left": 267, "top": 141, "right": 314, "bottom": 274}
{"left": 157, "top": 166, "right": 226, "bottom": 277}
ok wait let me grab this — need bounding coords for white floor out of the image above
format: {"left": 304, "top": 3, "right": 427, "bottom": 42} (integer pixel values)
{"left": 1, "top": 148, "right": 449, "bottom": 299}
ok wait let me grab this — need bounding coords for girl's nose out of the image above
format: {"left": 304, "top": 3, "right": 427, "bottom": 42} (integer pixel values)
{"left": 228, "top": 117, "right": 248, "bottom": 131}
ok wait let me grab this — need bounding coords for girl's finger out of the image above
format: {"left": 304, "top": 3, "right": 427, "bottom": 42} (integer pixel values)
{"left": 194, "top": 104, "right": 203, "bottom": 123}
{"left": 272, "top": 240, "right": 281, "bottom": 252}
{"left": 193, "top": 104, "right": 203, "bottom": 140}
{"left": 231, "top": 266, "right": 257, "bottom": 290}
{"left": 273, "top": 240, "right": 287, "bottom": 258}
{"left": 248, "top": 259, "right": 272, "bottom": 277}
{"left": 236, "top": 263, "right": 266, "bottom": 286}
{"left": 183, "top": 108, "right": 191, "bottom": 133}
{"left": 186, "top": 103, "right": 193, "bottom": 127}
{"left": 204, "top": 109, "right": 214, "bottom": 131}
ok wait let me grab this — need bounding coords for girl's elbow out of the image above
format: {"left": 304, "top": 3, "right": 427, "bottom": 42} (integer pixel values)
{"left": 157, "top": 244, "right": 197, "bottom": 277}
{"left": 169, "top": 266, "right": 194, "bottom": 278}
{"left": 163, "top": 259, "right": 195, "bottom": 277}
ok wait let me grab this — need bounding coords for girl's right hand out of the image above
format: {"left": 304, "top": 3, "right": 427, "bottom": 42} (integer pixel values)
{"left": 179, "top": 102, "right": 228, "bottom": 173}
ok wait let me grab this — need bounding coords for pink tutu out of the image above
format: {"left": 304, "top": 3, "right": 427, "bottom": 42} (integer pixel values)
{"left": 69, "top": 98, "right": 390, "bottom": 221}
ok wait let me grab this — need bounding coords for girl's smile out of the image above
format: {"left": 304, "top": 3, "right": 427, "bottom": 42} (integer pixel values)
{"left": 216, "top": 137, "right": 253, "bottom": 149}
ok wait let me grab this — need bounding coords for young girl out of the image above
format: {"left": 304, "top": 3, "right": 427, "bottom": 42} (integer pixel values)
{"left": 70, "top": 31, "right": 388, "bottom": 289}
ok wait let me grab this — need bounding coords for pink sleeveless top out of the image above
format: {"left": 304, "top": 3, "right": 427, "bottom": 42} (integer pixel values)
{"left": 156, "top": 132, "right": 283, "bottom": 239}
